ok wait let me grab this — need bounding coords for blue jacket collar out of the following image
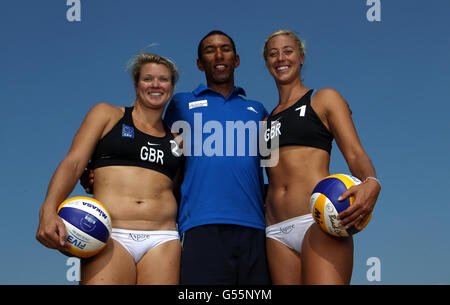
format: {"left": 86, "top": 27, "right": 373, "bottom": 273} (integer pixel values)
{"left": 193, "top": 84, "right": 246, "bottom": 98}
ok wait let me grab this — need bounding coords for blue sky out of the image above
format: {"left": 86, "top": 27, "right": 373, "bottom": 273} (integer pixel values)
{"left": 1, "top": 0, "right": 449, "bottom": 284}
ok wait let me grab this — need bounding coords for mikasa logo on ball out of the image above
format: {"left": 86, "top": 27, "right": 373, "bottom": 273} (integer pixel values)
{"left": 313, "top": 208, "right": 322, "bottom": 224}
{"left": 82, "top": 201, "right": 108, "bottom": 220}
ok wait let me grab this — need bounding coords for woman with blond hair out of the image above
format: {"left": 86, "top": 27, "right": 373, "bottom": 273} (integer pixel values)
{"left": 36, "top": 53, "right": 184, "bottom": 284}
{"left": 262, "top": 30, "right": 381, "bottom": 284}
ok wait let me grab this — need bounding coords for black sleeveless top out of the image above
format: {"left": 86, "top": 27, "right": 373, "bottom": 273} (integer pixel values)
{"left": 90, "top": 107, "right": 183, "bottom": 180}
{"left": 264, "top": 89, "right": 333, "bottom": 153}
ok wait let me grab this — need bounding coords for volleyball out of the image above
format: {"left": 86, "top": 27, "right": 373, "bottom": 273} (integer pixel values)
{"left": 57, "top": 196, "right": 112, "bottom": 258}
{"left": 310, "top": 174, "right": 371, "bottom": 237}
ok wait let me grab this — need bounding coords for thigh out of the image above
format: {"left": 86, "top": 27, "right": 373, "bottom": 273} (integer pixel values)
{"left": 301, "top": 223, "right": 354, "bottom": 284}
{"left": 266, "top": 238, "right": 301, "bottom": 284}
{"left": 136, "top": 239, "right": 181, "bottom": 285}
{"left": 80, "top": 239, "right": 136, "bottom": 285}
{"left": 180, "top": 225, "right": 237, "bottom": 285}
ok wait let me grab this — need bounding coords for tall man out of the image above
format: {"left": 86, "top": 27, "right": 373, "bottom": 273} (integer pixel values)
{"left": 164, "top": 30, "right": 271, "bottom": 284}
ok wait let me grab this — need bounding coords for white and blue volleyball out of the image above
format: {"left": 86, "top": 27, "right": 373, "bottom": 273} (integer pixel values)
{"left": 310, "top": 174, "right": 372, "bottom": 237}
{"left": 57, "top": 196, "right": 112, "bottom": 258}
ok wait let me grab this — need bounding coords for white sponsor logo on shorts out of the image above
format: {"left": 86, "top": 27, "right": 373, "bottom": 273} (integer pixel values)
{"left": 280, "top": 224, "right": 295, "bottom": 234}
{"left": 129, "top": 233, "right": 152, "bottom": 242}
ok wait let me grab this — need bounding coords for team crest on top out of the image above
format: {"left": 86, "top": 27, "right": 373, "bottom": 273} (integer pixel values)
{"left": 122, "top": 124, "right": 134, "bottom": 138}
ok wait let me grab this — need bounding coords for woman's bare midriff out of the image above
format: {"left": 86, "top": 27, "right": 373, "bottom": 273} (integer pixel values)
{"left": 93, "top": 166, "right": 178, "bottom": 231}
{"left": 265, "top": 146, "right": 331, "bottom": 226}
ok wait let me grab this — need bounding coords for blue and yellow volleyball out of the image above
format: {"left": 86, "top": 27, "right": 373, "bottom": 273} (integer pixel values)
{"left": 57, "top": 196, "right": 112, "bottom": 258}
{"left": 310, "top": 174, "right": 371, "bottom": 237}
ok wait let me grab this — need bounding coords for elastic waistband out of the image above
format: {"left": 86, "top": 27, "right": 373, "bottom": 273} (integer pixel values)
{"left": 112, "top": 228, "right": 179, "bottom": 236}
{"left": 266, "top": 214, "right": 314, "bottom": 231}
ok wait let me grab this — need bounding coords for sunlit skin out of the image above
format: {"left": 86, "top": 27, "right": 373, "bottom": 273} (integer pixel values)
{"left": 135, "top": 63, "right": 175, "bottom": 111}
{"left": 264, "top": 33, "right": 380, "bottom": 284}
{"left": 265, "top": 34, "right": 304, "bottom": 88}
{"left": 36, "top": 61, "right": 181, "bottom": 284}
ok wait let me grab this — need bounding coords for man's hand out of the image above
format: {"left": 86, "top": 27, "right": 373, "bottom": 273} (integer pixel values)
{"left": 80, "top": 168, "right": 94, "bottom": 194}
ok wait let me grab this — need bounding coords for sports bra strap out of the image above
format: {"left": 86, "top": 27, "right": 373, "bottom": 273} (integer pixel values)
{"left": 122, "top": 106, "right": 133, "bottom": 125}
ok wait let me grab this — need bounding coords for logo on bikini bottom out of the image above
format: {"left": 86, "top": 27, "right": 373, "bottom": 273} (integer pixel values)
{"left": 280, "top": 224, "right": 295, "bottom": 234}
{"left": 129, "top": 233, "right": 151, "bottom": 242}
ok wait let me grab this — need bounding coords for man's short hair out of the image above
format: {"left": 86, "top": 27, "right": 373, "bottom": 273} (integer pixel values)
{"left": 197, "top": 30, "right": 237, "bottom": 59}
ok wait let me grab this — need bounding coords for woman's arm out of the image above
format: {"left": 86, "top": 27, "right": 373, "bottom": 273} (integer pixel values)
{"left": 36, "top": 103, "right": 113, "bottom": 251}
{"left": 315, "top": 89, "right": 381, "bottom": 229}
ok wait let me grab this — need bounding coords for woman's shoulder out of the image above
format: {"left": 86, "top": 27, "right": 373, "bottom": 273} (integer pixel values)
{"left": 80, "top": 103, "right": 126, "bottom": 130}
{"left": 90, "top": 102, "right": 123, "bottom": 112}
{"left": 313, "top": 88, "right": 343, "bottom": 101}
{"left": 88, "top": 102, "right": 125, "bottom": 118}
{"left": 311, "top": 88, "right": 350, "bottom": 114}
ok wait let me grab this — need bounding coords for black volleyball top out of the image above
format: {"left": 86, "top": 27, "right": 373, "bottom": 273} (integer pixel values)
{"left": 90, "top": 107, "right": 183, "bottom": 180}
{"left": 264, "top": 89, "right": 333, "bottom": 154}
